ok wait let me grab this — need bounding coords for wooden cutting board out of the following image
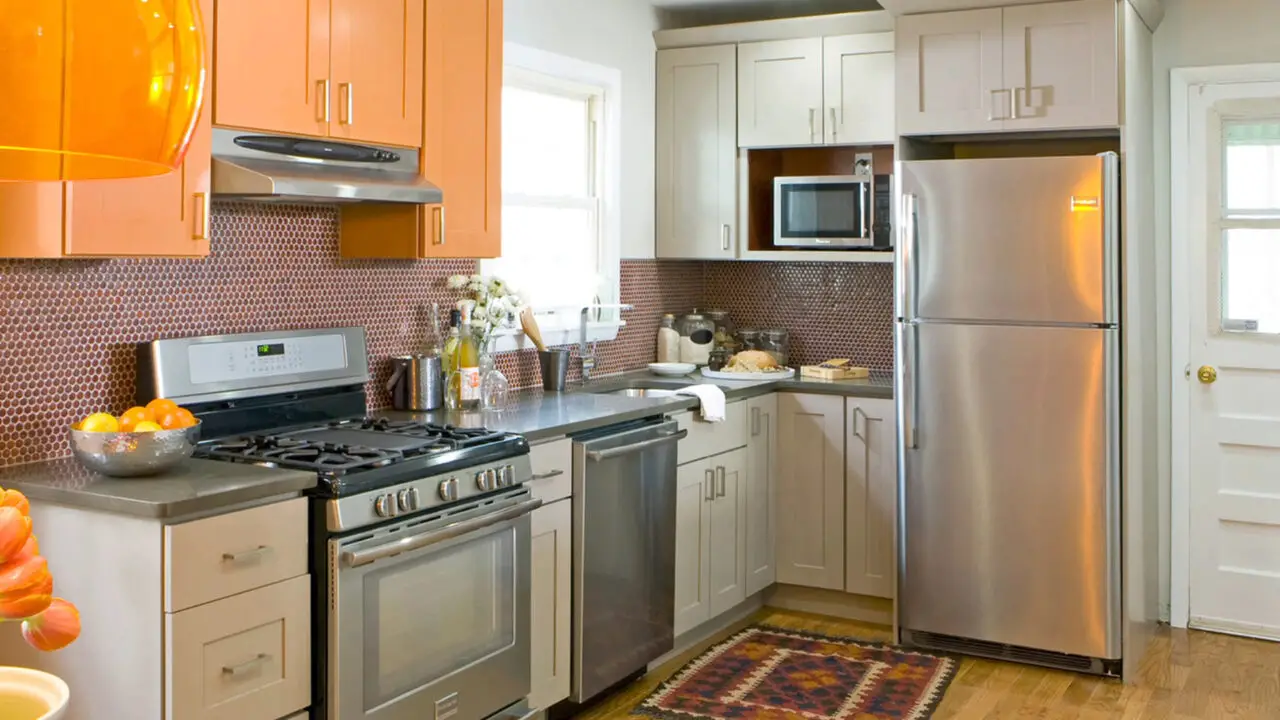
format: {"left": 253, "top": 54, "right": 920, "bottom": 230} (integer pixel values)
{"left": 800, "top": 359, "right": 870, "bottom": 380}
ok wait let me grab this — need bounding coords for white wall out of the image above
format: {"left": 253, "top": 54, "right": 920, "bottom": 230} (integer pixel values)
{"left": 1152, "top": 0, "right": 1280, "bottom": 620}
{"left": 506, "top": 0, "right": 661, "bottom": 259}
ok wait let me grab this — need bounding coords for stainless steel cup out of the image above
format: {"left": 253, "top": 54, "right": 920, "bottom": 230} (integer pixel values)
{"left": 388, "top": 355, "right": 444, "bottom": 410}
{"left": 538, "top": 349, "right": 571, "bottom": 392}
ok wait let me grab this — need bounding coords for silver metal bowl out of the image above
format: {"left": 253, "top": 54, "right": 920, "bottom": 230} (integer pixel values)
{"left": 68, "top": 421, "right": 201, "bottom": 478}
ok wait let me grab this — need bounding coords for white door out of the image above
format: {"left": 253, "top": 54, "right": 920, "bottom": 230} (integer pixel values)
{"left": 529, "top": 499, "right": 571, "bottom": 710}
{"left": 656, "top": 45, "right": 737, "bottom": 260}
{"left": 1002, "top": 0, "right": 1118, "bottom": 131}
{"left": 895, "top": 8, "right": 1004, "bottom": 136}
{"left": 823, "top": 33, "right": 896, "bottom": 146}
{"left": 1184, "top": 78, "right": 1280, "bottom": 640}
{"left": 673, "top": 460, "right": 711, "bottom": 636}
{"left": 845, "top": 397, "right": 897, "bottom": 599}
{"left": 708, "top": 449, "right": 748, "bottom": 617}
{"left": 775, "top": 393, "right": 845, "bottom": 590}
{"left": 745, "top": 394, "right": 778, "bottom": 596}
{"left": 737, "top": 38, "right": 824, "bottom": 147}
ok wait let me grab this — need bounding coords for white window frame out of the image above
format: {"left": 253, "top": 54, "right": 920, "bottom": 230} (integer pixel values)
{"left": 484, "top": 43, "right": 624, "bottom": 353}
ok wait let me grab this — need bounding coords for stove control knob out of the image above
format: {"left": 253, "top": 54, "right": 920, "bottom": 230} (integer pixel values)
{"left": 438, "top": 479, "right": 458, "bottom": 502}
{"left": 408, "top": 487, "right": 421, "bottom": 511}
{"left": 396, "top": 489, "right": 413, "bottom": 512}
{"left": 501, "top": 465, "right": 516, "bottom": 487}
{"left": 374, "top": 494, "right": 396, "bottom": 518}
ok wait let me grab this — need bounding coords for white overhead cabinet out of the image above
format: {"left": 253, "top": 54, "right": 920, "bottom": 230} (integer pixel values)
{"left": 738, "top": 34, "right": 896, "bottom": 148}
{"left": 656, "top": 45, "right": 738, "bottom": 260}
{"left": 896, "top": 0, "right": 1117, "bottom": 135}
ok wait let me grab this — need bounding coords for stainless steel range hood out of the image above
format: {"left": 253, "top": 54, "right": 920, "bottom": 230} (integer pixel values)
{"left": 211, "top": 129, "right": 442, "bottom": 204}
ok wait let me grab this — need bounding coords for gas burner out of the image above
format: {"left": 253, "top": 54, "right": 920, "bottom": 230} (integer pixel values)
{"left": 344, "top": 418, "right": 510, "bottom": 447}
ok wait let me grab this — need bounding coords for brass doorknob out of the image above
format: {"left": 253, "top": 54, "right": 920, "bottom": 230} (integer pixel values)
{"left": 1198, "top": 365, "right": 1218, "bottom": 384}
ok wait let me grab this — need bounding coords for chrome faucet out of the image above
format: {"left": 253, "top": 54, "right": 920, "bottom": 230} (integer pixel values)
{"left": 580, "top": 304, "right": 634, "bottom": 383}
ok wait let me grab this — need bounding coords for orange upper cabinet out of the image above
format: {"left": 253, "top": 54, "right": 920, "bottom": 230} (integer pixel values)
{"left": 0, "top": 0, "right": 213, "bottom": 259}
{"left": 214, "top": 0, "right": 331, "bottom": 138}
{"left": 330, "top": 0, "right": 425, "bottom": 148}
{"left": 214, "top": 0, "right": 424, "bottom": 148}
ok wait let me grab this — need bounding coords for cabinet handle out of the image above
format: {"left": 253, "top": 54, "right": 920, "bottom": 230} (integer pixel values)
{"left": 340, "top": 82, "right": 354, "bottom": 125}
{"left": 531, "top": 469, "right": 564, "bottom": 481}
{"left": 222, "top": 653, "right": 270, "bottom": 678}
{"left": 317, "top": 79, "right": 331, "bottom": 123}
{"left": 989, "top": 89, "right": 1011, "bottom": 122}
{"left": 716, "top": 466, "right": 726, "bottom": 498}
{"left": 829, "top": 107, "right": 838, "bottom": 143}
{"left": 851, "top": 406, "right": 867, "bottom": 443}
{"left": 222, "top": 545, "right": 270, "bottom": 563}
{"left": 192, "top": 192, "right": 210, "bottom": 240}
{"left": 1010, "top": 87, "right": 1020, "bottom": 120}
{"left": 433, "top": 206, "right": 446, "bottom": 246}
{"left": 808, "top": 108, "right": 817, "bottom": 143}
{"left": 720, "top": 224, "right": 731, "bottom": 251}
{"left": 705, "top": 469, "right": 715, "bottom": 501}
{"left": 751, "top": 407, "right": 761, "bottom": 437}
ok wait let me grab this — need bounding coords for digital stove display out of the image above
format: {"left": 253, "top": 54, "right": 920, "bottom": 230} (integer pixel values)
{"left": 257, "top": 343, "right": 286, "bottom": 357}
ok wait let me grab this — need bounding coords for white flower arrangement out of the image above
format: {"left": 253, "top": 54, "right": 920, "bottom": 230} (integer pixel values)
{"left": 446, "top": 273, "right": 524, "bottom": 347}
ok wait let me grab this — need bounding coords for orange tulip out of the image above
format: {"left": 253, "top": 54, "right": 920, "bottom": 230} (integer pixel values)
{"left": 0, "top": 556, "right": 53, "bottom": 620}
{"left": 12, "top": 535, "right": 38, "bottom": 563}
{"left": 0, "top": 507, "right": 33, "bottom": 565}
{"left": 0, "top": 489, "right": 30, "bottom": 517}
{"left": 21, "top": 598, "right": 80, "bottom": 652}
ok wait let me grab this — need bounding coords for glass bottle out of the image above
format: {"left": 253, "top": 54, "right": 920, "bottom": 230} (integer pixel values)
{"left": 425, "top": 303, "right": 444, "bottom": 359}
{"left": 455, "top": 305, "right": 481, "bottom": 410}
{"left": 442, "top": 309, "right": 461, "bottom": 373}
{"left": 657, "top": 314, "right": 680, "bottom": 363}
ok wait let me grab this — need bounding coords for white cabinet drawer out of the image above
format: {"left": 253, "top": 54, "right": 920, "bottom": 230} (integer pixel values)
{"left": 529, "top": 438, "right": 572, "bottom": 503}
{"left": 164, "top": 498, "right": 308, "bottom": 612}
{"left": 676, "top": 400, "right": 748, "bottom": 465}
{"left": 167, "top": 575, "right": 310, "bottom": 720}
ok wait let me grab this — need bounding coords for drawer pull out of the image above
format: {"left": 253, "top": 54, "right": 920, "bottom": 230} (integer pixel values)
{"left": 531, "top": 469, "right": 565, "bottom": 481}
{"left": 222, "top": 545, "right": 270, "bottom": 563}
{"left": 222, "top": 653, "right": 270, "bottom": 678}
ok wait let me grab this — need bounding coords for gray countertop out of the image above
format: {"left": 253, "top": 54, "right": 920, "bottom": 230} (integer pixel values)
{"left": 0, "top": 457, "right": 317, "bottom": 521}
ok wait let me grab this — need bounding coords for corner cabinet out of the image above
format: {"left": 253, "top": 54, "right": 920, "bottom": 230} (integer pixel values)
{"left": 896, "top": 0, "right": 1117, "bottom": 136}
{"left": 656, "top": 45, "right": 738, "bottom": 261}
{"left": 0, "top": 0, "right": 213, "bottom": 259}
{"left": 845, "top": 397, "right": 897, "bottom": 599}
{"left": 339, "top": 0, "right": 502, "bottom": 260}
{"left": 776, "top": 394, "right": 846, "bottom": 590}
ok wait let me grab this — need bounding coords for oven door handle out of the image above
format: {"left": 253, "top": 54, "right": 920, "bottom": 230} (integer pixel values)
{"left": 341, "top": 497, "right": 543, "bottom": 568}
{"left": 585, "top": 429, "right": 687, "bottom": 461}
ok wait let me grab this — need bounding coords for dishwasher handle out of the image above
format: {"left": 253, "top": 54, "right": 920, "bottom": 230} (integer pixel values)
{"left": 585, "top": 429, "right": 687, "bottom": 461}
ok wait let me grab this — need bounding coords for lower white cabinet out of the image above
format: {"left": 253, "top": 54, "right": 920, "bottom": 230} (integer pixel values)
{"left": 529, "top": 499, "right": 572, "bottom": 711}
{"left": 674, "top": 448, "right": 748, "bottom": 636}
{"left": 845, "top": 397, "right": 898, "bottom": 599}
{"left": 776, "top": 394, "right": 846, "bottom": 590}
{"left": 745, "top": 394, "right": 778, "bottom": 596}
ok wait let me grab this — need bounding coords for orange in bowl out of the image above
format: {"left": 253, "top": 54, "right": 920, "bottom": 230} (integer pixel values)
{"left": 118, "top": 406, "right": 153, "bottom": 432}
{"left": 145, "top": 398, "right": 178, "bottom": 420}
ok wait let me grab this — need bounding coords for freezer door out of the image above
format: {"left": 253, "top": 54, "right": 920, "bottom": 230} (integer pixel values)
{"left": 898, "top": 321, "right": 1120, "bottom": 659}
{"left": 898, "top": 155, "right": 1117, "bottom": 325}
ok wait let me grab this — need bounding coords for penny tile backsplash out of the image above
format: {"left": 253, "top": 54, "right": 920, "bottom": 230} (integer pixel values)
{"left": 0, "top": 203, "right": 891, "bottom": 466}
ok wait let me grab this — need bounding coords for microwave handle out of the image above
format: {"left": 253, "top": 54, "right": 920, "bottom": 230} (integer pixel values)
{"left": 861, "top": 182, "right": 871, "bottom": 239}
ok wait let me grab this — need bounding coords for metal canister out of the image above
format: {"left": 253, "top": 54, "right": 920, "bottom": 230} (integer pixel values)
{"left": 387, "top": 355, "right": 444, "bottom": 410}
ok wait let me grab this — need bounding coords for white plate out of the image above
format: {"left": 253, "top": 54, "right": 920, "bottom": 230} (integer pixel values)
{"left": 700, "top": 367, "right": 796, "bottom": 381}
{"left": 648, "top": 362, "right": 696, "bottom": 377}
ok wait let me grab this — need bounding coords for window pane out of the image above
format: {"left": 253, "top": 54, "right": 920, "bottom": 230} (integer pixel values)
{"left": 1223, "top": 228, "right": 1280, "bottom": 333}
{"left": 1225, "top": 122, "right": 1280, "bottom": 214}
{"left": 488, "top": 205, "right": 600, "bottom": 311}
{"left": 502, "top": 86, "right": 590, "bottom": 197}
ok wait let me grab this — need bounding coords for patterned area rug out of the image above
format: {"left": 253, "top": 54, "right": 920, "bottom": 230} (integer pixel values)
{"left": 635, "top": 624, "right": 958, "bottom": 720}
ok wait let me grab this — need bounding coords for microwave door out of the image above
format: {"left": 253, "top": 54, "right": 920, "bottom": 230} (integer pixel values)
{"left": 773, "top": 176, "right": 871, "bottom": 248}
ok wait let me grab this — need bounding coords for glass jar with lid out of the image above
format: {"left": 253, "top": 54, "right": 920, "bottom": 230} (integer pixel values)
{"left": 678, "top": 311, "right": 715, "bottom": 365}
{"left": 759, "top": 329, "right": 791, "bottom": 366}
{"left": 705, "top": 309, "right": 736, "bottom": 353}
{"left": 737, "top": 328, "right": 761, "bottom": 352}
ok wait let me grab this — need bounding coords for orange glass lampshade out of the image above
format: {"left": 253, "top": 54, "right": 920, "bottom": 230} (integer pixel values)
{"left": 0, "top": 0, "right": 206, "bottom": 181}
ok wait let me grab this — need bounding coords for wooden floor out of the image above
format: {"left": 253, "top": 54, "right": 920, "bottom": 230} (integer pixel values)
{"left": 573, "top": 608, "right": 1280, "bottom": 719}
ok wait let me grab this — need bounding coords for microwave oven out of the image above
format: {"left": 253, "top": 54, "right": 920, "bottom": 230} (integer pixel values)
{"left": 773, "top": 174, "right": 893, "bottom": 249}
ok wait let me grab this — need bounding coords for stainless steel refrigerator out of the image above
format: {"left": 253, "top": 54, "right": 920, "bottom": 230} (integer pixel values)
{"left": 895, "top": 153, "right": 1122, "bottom": 674}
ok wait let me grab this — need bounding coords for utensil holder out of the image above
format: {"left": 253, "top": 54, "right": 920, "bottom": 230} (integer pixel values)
{"left": 538, "top": 349, "right": 571, "bottom": 392}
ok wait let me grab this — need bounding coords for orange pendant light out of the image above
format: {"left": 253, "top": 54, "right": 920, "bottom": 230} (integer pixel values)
{"left": 0, "top": 0, "right": 206, "bottom": 181}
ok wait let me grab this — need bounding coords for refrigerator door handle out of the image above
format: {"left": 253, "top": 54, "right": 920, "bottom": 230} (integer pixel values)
{"left": 1099, "top": 151, "right": 1120, "bottom": 325}
{"left": 896, "top": 193, "right": 918, "bottom": 320}
{"left": 901, "top": 323, "right": 918, "bottom": 450}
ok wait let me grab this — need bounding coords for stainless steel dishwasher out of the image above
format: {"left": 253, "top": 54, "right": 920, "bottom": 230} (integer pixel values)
{"left": 570, "top": 418, "right": 686, "bottom": 704}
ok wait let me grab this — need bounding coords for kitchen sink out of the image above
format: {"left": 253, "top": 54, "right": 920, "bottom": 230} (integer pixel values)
{"left": 587, "top": 379, "right": 731, "bottom": 397}
{"left": 603, "top": 388, "right": 683, "bottom": 398}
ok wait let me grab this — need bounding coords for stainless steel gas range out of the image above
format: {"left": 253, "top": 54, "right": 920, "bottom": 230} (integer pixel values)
{"left": 137, "top": 327, "right": 540, "bottom": 720}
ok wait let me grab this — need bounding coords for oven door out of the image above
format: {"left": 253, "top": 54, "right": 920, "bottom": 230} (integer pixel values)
{"left": 330, "top": 488, "right": 539, "bottom": 720}
{"left": 773, "top": 175, "right": 872, "bottom": 247}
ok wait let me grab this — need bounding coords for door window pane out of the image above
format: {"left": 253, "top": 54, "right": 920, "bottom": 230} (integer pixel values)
{"left": 1223, "top": 228, "right": 1280, "bottom": 333}
{"left": 1224, "top": 121, "right": 1280, "bottom": 215}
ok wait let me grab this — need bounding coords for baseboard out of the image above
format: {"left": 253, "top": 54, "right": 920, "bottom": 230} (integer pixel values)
{"left": 763, "top": 584, "right": 894, "bottom": 626}
{"left": 647, "top": 594, "right": 765, "bottom": 672}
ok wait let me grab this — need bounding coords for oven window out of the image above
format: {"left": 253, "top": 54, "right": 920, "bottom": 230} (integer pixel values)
{"left": 362, "top": 526, "right": 516, "bottom": 709}
{"left": 780, "top": 183, "right": 868, "bottom": 238}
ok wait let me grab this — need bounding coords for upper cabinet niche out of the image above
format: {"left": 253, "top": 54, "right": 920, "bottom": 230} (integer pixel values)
{"left": 214, "top": 0, "right": 425, "bottom": 148}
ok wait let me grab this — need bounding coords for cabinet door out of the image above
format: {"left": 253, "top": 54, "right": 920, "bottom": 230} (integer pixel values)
{"left": 823, "top": 33, "right": 896, "bottom": 146}
{"left": 776, "top": 394, "right": 846, "bottom": 590}
{"left": 656, "top": 45, "right": 737, "bottom": 260}
{"left": 1003, "top": 0, "right": 1118, "bottom": 131}
{"left": 673, "top": 461, "right": 712, "bottom": 637}
{"left": 845, "top": 398, "right": 897, "bottom": 599}
{"left": 422, "top": 0, "right": 502, "bottom": 258}
{"left": 529, "top": 500, "right": 571, "bottom": 711}
{"left": 0, "top": 184, "right": 64, "bottom": 257}
{"left": 896, "top": 9, "right": 1004, "bottom": 136}
{"left": 738, "top": 39, "right": 824, "bottom": 148}
{"left": 708, "top": 449, "right": 748, "bottom": 617}
{"left": 330, "top": 0, "right": 425, "bottom": 147}
{"left": 64, "top": 0, "right": 213, "bottom": 258}
{"left": 214, "top": 0, "right": 331, "bottom": 137}
{"left": 745, "top": 394, "right": 778, "bottom": 596}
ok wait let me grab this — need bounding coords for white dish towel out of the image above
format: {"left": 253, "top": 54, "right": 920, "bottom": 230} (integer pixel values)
{"left": 675, "top": 384, "right": 726, "bottom": 423}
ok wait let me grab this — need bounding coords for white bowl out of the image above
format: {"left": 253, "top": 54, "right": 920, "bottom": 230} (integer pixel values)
{"left": 0, "top": 667, "right": 69, "bottom": 719}
{"left": 648, "top": 362, "right": 696, "bottom": 377}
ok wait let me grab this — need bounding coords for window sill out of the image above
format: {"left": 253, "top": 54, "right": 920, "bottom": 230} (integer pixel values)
{"left": 488, "top": 322, "right": 623, "bottom": 353}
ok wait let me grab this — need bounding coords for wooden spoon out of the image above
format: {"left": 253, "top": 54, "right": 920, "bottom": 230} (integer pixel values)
{"left": 520, "top": 307, "right": 547, "bottom": 352}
